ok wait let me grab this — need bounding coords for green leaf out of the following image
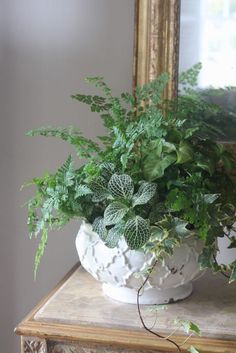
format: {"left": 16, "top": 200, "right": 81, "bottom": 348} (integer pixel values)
{"left": 199, "top": 247, "right": 214, "bottom": 269}
{"left": 34, "top": 228, "right": 48, "bottom": 279}
{"left": 91, "top": 177, "right": 110, "bottom": 202}
{"left": 229, "top": 262, "right": 236, "bottom": 283}
{"left": 176, "top": 141, "right": 193, "bottom": 164}
{"left": 175, "top": 319, "right": 201, "bottom": 336}
{"left": 104, "top": 202, "right": 129, "bottom": 226}
{"left": 188, "top": 346, "right": 200, "bottom": 353}
{"left": 105, "top": 223, "right": 125, "bottom": 248}
{"left": 144, "top": 154, "right": 176, "bottom": 181}
{"left": 124, "top": 216, "right": 150, "bottom": 249}
{"left": 203, "top": 193, "right": 219, "bottom": 204}
{"left": 92, "top": 217, "right": 108, "bottom": 241}
{"left": 151, "top": 226, "right": 168, "bottom": 241}
{"left": 75, "top": 185, "right": 93, "bottom": 199}
{"left": 171, "top": 218, "right": 191, "bottom": 238}
{"left": 196, "top": 157, "right": 215, "bottom": 175}
{"left": 132, "top": 182, "right": 157, "bottom": 207}
{"left": 108, "top": 174, "right": 134, "bottom": 199}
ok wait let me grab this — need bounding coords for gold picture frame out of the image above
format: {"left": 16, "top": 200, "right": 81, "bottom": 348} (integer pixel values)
{"left": 133, "top": 0, "right": 181, "bottom": 100}
{"left": 133, "top": 0, "right": 236, "bottom": 164}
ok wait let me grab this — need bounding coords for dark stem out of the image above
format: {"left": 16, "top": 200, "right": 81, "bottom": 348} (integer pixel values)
{"left": 136, "top": 260, "right": 182, "bottom": 353}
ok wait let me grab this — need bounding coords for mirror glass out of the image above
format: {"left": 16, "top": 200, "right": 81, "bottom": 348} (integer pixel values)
{"left": 179, "top": 0, "right": 236, "bottom": 142}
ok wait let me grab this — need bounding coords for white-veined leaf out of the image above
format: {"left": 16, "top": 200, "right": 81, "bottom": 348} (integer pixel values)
{"left": 104, "top": 202, "right": 129, "bottom": 226}
{"left": 132, "top": 182, "right": 157, "bottom": 206}
{"left": 105, "top": 223, "right": 125, "bottom": 248}
{"left": 91, "top": 177, "right": 110, "bottom": 202}
{"left": 108, "top": 174, "right": 134, "bottom": 199}
{"left": 92, "top": 217, "right": 107, "bottom": 241}
{"left": 124, "top": 216, "right": 150, "bottom": 249}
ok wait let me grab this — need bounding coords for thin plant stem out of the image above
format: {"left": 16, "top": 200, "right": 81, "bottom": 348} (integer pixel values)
{"left": 136, "top": 260, "right": 182, "bottom": 353}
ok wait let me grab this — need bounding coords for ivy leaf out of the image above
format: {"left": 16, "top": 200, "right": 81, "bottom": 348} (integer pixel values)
{"left": 124, "top": 216, "right": 150, "bottom": 249}
{"left": 171, "top": 218, "right": 191, "bottom": 238}
{"left": 104, "top": 202, "right": 129, "bottom": 226}
{"left": 151, "top": 226, "right": 168, "bottom": 241}
{"left": 175, "top": 319, "right": 201, "bottom": 336}
{"left": 105, "top": 223, "right": 125, "bottom": 248}
{"left": 199, "top": 247, "right": 214, "bottom": 269}
{"left": 188, "top": 346, "right": 200, "bottom": 353}
{"left": 108, "top": 174, "right": 134, "bottom": 199}
{"left": 92, "top": 217, "right": 107, "bottom": 241}
{"left": 196, "top": 157, "right": 215, "bottom": 175}
{"left": 132, "top": 182, "right": 157, "bottom": 207}
{"left": 229, "top": 262, "right": 236, "bottom": 283}
{"left": 144, "top": 154, "right": 176, "bottom": 181}
{"left": 176, "top": 141, "right": 193, "bottom": 164}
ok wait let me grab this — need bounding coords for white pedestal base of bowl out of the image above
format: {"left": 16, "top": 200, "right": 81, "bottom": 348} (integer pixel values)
{"left": 76, "top": 222, "right": 203, "bottom": 305}
{"left": 103, "top": 281, "right": 193, "bottom": 304}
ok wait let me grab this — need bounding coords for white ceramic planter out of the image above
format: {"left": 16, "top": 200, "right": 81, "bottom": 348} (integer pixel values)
{"left": 76, "top": 222, "right": 203, "bottom": 304}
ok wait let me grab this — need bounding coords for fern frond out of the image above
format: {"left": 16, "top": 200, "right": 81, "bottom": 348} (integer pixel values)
{"left": 34, "top": 228, "right": 48, "bottom": 279}
{"left": 85, "top": 76, "right": 112, "bottom": 97}
{"left": 27, "top": 126, "right": 101, "bottom": 158}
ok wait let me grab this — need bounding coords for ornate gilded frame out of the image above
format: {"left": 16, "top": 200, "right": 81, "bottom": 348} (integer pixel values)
{"left": 133, "top": 0, "right": 236, "bottom": 164}
{"left": 133, "top": 0, "right": 181, "bottom": 100}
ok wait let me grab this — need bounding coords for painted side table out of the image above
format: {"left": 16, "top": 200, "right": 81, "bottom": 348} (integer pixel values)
{"left": 15, "top": 264, "right": 236, "bottom": 353}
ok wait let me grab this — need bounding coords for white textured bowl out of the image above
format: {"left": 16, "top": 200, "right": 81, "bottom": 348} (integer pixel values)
{"left": 76, "top": 222, "right": 203, "bottom": 304}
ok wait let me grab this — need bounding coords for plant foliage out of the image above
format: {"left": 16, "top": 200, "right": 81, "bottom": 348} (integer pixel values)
{"left": 26, "top": 68, "right": 236, "bottom": 280}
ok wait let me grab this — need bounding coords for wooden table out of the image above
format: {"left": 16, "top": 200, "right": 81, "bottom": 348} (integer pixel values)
{"left": 15, "top": 264, "right": 236, "bottom": 353}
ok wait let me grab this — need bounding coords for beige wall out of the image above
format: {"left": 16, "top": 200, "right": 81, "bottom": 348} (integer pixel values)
{"left": 0, "top": 1, "right": 135, "bottom": 352}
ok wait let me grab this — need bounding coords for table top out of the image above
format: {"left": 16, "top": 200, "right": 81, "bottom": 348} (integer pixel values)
{"left": 15, "top": 264, "right": 236, "bottom": 353}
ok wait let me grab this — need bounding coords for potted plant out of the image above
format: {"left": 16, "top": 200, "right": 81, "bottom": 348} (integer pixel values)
{"left": 25, "top": 65, "right": 236, "bottom": 306}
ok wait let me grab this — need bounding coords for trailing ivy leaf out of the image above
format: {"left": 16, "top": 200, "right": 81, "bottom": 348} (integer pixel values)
{"left": 132, "top": 182, "right": 157, "bottom": 207}
{"left": 108, "top": 174, "right": 134, "bottom": 199}
{"left": 92, "top": 217, "right": 107, "bottom": 241}
{"left": 104, "top": 202, "right": 129, "bottom": 226}
{"left": 124, "top": 216, "right": 150, "bottom": 249}
{"left": 198, "top": 247, "right": 214, "bottom": 269}
{"left": 105, "top": 223, "right": 125, "bottom": 248}
{"left": 171, "top": 218, "right": 192, "bottom": 238}
{"left": 175, "top": 319, "right": 201, "bottom": 336}
{"left": 151, "top": 226, "right": 168, "bottom": 241}
{"left": 229, "top": 262, "right": 236, "bottom": 283}
{"left": 188, "top": 346, "right": 200, "bottom": 353}
{"left": 176, "top": 141, "right": 193, "bottom": 164}
{"left": 75, "top": 185, "right": 93, "bottom": 199}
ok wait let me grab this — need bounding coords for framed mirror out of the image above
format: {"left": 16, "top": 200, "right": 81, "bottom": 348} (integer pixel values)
{"left": 134, "top": 0, "right": 236, "bottom": 145}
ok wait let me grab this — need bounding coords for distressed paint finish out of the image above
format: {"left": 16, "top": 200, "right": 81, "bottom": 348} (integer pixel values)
{"left": 22, "top": 337, "right": 47, "bottom": 353}
{"left": 134, "top": 0, "right": 180, "bottom": 99}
